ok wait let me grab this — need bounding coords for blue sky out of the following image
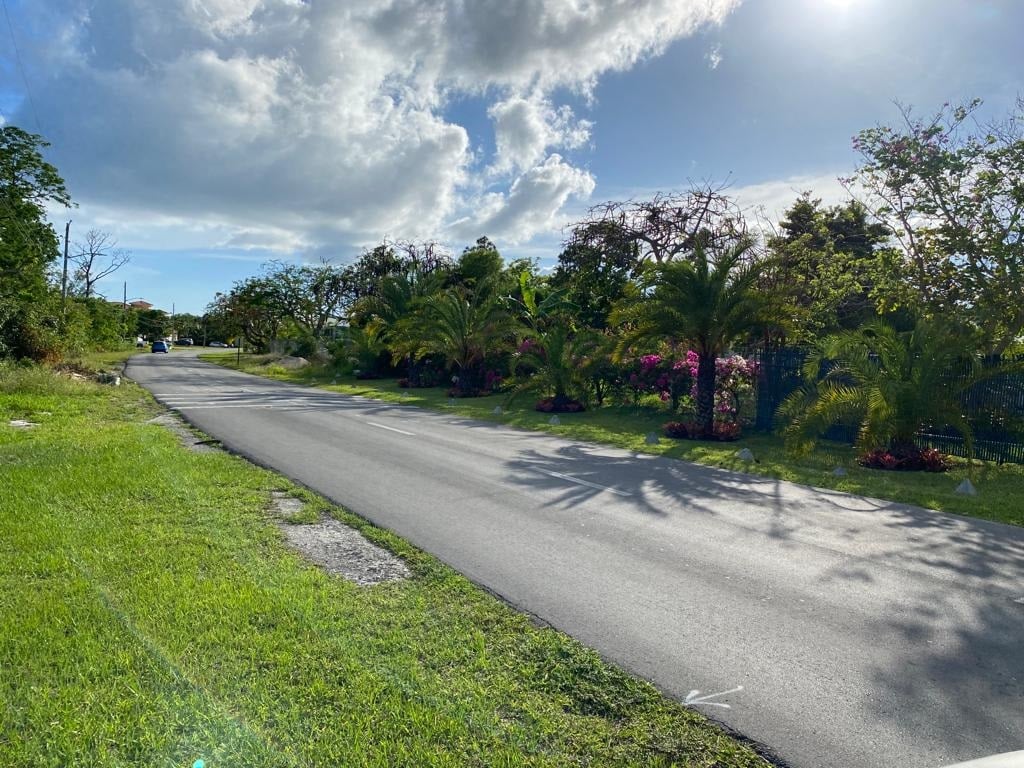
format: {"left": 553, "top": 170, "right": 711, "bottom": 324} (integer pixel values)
{"left": 1, "top": 0, "right": 1021, "bottom": 314}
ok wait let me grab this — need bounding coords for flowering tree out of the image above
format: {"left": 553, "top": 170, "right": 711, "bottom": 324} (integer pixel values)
{"left": 626, "top": 353, "right": 690, "bottom": 408}
{"left": 848, "top": 98, "right": 1024, "bottom": 352}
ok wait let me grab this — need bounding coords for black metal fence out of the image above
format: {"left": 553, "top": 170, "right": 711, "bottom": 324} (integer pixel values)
{"left": 751, "top": 347, "right": 1024, "bottom": 464}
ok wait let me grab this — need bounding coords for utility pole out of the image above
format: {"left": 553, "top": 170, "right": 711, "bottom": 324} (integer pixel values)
{"left": 60, "top": 220, "right": 71, "bottom": 310}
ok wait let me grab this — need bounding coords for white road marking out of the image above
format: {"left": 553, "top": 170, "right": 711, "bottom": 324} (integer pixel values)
{"left": 683, "top": 686, "right": 744, "bottom": 709}
{"left": 366, "top": 421, "right": 416, "bottom": 436}
{"left": 1014, "top": 597, "right": 1024, "bottom": 605}
{"left": 534, "top": 469, "right": 632, "bottom": 497}
{"left": 168, "top": 403, "right": 277, "bottom": 409}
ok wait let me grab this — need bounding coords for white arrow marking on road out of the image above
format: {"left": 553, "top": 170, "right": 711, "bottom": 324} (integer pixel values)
{"left": 366, "top": 421, "right": 416, "bottom": 436}
{"left": 683, "top": 685, "right": 743, "bottom": 709}
{"left": 534, "top": 469, "right": 632, "bottom": 497}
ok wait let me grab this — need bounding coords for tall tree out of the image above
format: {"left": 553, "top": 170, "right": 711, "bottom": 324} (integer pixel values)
{"left": 209, "top": 277, "right": 286, "bottom": 352}
{"left": 0, "top": 126, "right": 72, "bottom": 303}
{"left": 452, "top": 236, "right": 503, "bottom": 291}
{"left": 552, "top": 221, "right": 638, "bottom": 329}
{"left": 266, "top": 261, "right": 353, "bottom": 342}
{"left": 764, "top": 194, "right": 892, "bottom": 339}
{"left": 849, "top": 98, "right": 1024, "bottom": 351}
{"left": 71, "top": 229, "right": 130, "bottom": 298}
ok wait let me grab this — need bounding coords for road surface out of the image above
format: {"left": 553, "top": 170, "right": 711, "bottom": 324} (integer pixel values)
{"left": 127, "top": 350, "right": 1024, "bottom": 768}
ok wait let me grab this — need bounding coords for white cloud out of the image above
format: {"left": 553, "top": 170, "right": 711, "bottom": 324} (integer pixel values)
{"left": 13, "top": 0, "right": 741, "bottom": 258}
{"left": 453, "top": 155, "right": 596, "bottom": 244}
{"left": 706, "top": 43, "right": 723, "bottom": 69}
{"left": 488, "top": 94, "right": 592, "bottom": 175}
{"left": 730, "top": 172, "right": 850, "bottom": 222}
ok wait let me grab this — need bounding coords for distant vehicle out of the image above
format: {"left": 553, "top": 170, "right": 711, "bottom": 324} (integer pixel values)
{"left": 151, "top": 341, "right": 169, "bottom": 353}
{"left": 209, "top": 341, "right": 228, "bottom": 347}
{"left": 178, "top": 338, "right": 194, "bottom": 346}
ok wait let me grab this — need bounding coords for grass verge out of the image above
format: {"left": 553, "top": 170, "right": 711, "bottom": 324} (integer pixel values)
{"left": 0, "top": 364, "right": 770, "bottom": 767}
{"left": 201, "top": 352, "right": 1024, "bottom": 528}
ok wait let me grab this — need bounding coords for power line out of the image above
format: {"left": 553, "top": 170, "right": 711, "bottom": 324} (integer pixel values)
{"left": 1, "top": 0, "right": 42, "bottom": 134}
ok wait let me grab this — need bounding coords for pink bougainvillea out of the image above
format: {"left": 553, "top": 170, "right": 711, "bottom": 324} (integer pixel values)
{"left": 626, "top": 350, "right": 758, "bottom": 428}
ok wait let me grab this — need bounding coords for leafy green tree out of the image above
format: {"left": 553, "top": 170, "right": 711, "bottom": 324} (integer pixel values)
{"left": 764, "top": 194, "right": 892, "bottom": 340}
{"left": 453, "top": 236, "right": 503, "bottom": 291}
{"left": 135, "top": 308, "right": 171, "bottom": 341}
{"left": 169, "top": 312, "right": 204, "bottom": 340}
{"left": 613, "top": 239, "right": 779, "bottom": 437}
{"left": 850, "top": 98, "right": 1024, "bottom": 351}
{"left": 265, "top": 261, "right": 352, "bottom": 343}
{"left": 77, "top": 297, "right": 132, "bottom": 348}
{"left": 0, "top": 126, "right": 71, "bottom": 304}
{"left": 208, "top": 277, "right": 285, "bottom": 352}
{"left": 551, "top": 221, "right": 638, "bottom": 329}
{"left": 778, "top": 319, "right": 1001, "bottom": 461}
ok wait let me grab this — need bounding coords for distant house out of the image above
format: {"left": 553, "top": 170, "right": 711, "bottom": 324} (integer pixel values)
{"left": 129, "top": 300, "right": 153, "bottom": 310}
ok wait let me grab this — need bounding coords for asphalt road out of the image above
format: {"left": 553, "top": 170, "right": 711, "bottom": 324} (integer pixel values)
{"left": 127, "top": 350, "right": 1024, "bottom": 768}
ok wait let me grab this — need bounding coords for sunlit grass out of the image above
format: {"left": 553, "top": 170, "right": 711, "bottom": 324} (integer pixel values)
{"left": 0, "top": 366, "right": 769, "bottom": 767}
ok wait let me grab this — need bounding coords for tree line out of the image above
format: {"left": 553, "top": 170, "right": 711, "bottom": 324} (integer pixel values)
{"left": 4, "top": 98, "right": 1022, "bottom": 462}
{"left": 0, "top": 126, "right": 143, "bottom": 359}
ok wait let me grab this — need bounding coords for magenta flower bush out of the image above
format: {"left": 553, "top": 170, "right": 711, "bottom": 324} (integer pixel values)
{"left": 626, "top": 350, "right": 758, "bottom": 430}
{"left": 682, "top": 351, "right": 758, "bottom": 427}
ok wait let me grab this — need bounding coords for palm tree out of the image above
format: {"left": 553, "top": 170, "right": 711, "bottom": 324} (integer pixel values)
{"left": 778, "top": 319, "right": 996, "bottom": 460}
{"left": 340, "top": 324, "right": 388, "bottom": 378}
{"left": 349, "top": 269, "right": 446, "bottom": 360}
{"left": 613, "top": 239, "right": 778, "bottom": 437}
{"left": 414, "top": 287, "right": 516, "bottom": 394}
{"left": 505, "top": 324, "right": 597, "bottom": 410}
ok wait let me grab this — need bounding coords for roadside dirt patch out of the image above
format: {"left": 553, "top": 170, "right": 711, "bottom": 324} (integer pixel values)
{"left": 148, "top": 412, "right": 221, "bottom": 453}
{"left": 279, "top": 517, "right": 411, "bottom": 585}
{"left": 270, "top": 493, "right": 410, "bottom": 586}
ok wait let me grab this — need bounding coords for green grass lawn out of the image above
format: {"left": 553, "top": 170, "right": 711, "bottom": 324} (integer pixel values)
{"left": 202, "top": 352, "right": 1024, "bottom": 528}
{"left": 0, "top": 363, "right": 769, "bottom": 767}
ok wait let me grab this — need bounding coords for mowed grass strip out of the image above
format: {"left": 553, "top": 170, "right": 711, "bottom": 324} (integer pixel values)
{"left": 0, "top": 364, "right": 769, "bottom": 768}
{"left": 201, "top": 353, "right": 1024, "bottom": 528}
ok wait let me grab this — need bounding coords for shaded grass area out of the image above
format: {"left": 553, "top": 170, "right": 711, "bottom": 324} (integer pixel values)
{"left": 0, "top": 366, "right": 770, "bottom": 767}
{"left": 202, "top": 352, "right": 1024, "bottom": 527}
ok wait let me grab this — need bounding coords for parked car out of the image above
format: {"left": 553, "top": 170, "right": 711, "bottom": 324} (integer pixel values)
{"left": 178, "top": 338, "right": 194, "bottom": 346}
{"left": 151, "top": 341, "right": 169, "bottom": 353}
{"left": 209, "top": 341, "right": 228, "bottom": 347}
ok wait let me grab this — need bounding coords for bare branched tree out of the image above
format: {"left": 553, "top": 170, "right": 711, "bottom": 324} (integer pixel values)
{"left": 569, "top": 183, "right": 748, "bottom": 275}
{"left": 72, "top": 229, "right": 130, "bottom": 298}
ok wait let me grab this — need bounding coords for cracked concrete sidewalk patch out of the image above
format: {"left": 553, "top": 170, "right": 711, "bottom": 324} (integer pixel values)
{"left": 148, "top": 412, "right": 221, "bottom": 453}
{"left": 270, "top": 493, "right": 410, "bottom": 586}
